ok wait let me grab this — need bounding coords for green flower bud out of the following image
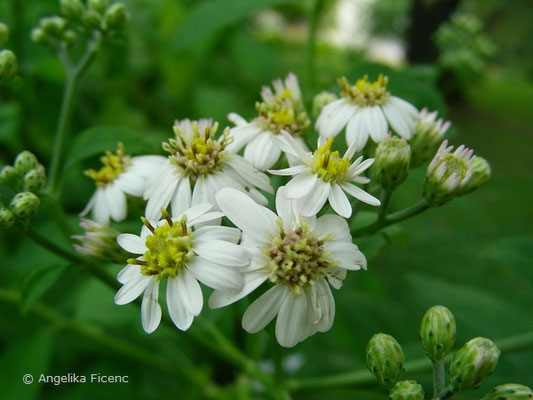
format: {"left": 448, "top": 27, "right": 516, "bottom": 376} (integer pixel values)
{"left": 40, "top": 16, "right": 67, "bottom": 37}
{"left": 390, "top": 380, "right": 425, "bottom": 400}
{"left": 312, "top": 91, "right": 338, "bottom": 118}
{"left": 419, "top": 305, "right": 456, "bottom": 362}
{"left": 410, "top": 108, "right": 451, "bottom": 168}
{"left": 10, "top": 191, "right": 40, "bottom": 220}
{"left": 88, "top": 0, "right": 109, "bottom": 14}
{"left": 367, "top": 333, "right": 405, "bottom": 387}
{"left": 373, "top": 135, "right": 411, "bottom": 191}
{"left": 481, "top": 384, "right": 533, "bottom": 400}
{"left": 459, "top": 156, "right": 491, "bottom": 195}
{"left": 0, "top": 207, "right": 15, "bottom": 230}
{"left": 14, "top": 151, "right": 39, "bottom": 174}
{"left": 104, "top": 3, "right": 127, "bottom": 31}
{"left": 0, "top": 22, "right": 9, "bottom": 48}
{"left": 450, "top": 337, "right": 500, "bottom": 391}
{"left": 62, "top": 29, "right": 78, "bottom": 44}
{"left": 83, "top": 9, "right": 102, "bottom": 30}
{"left": 0, "top": 49, "right": 17, "bottom": 86}
{"left": 0, "top": 165, "right": 21, "bottom": 188}
{"left": 24, "top": 167, "right": 47, "bottom": 192}
{"left": 31, "top": 28, "right": 47, "bottom": 44}
{"left": 72, "top": 218, "right": 127, "bottom": 263}
{"left": 423, "top": 140, "right": 476, "bottom": 206}
{"left": 60, "top": 0, "right": 85, "bottom": 20}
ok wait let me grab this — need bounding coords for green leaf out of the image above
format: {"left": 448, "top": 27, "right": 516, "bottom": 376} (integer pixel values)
{"left": 64, "top": 126, "right": 168, "bottom": 169}
{"left": 0, "top": 329, "right": 54, "bottom": 400}
{"left": 172, "top": 0, "right": 301, "bottom": 52}
{"left": 20, "top": 264, "right": 67, "bottom": 313}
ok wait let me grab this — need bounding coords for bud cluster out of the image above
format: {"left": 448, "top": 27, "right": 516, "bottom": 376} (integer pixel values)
{"left": 409, "top": 108, "right": 451, "bottom": 168}
{"left": 0, "top": 22, "right": 17, "bottom": 87}
{"left": 0, "top": 150, "right": 47, "bottom": 230}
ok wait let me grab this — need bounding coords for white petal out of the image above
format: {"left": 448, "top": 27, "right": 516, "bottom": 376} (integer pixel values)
{"left": 227, "top": 112, "right": 248, "bottom": 127}
{"left": 167, "top": 276, "right": 194, "bottom": 331}
{"left": 145, "top": 173, "right": 179, "bottom": 220}
{"left": 194, "top": 240, "right": 251, "bottom": 267}
{"left": 346, "top": 112, "right": 369, "bottom": 151}
{"left": 194, "top": 225, "right": 241, "bottom": 244}
{"left": 115, "top": 173, "right": 145, "bottom": 197}
{"left": 171, "top": 176, "right": 192, "bottom": 218}
{"left": 366, "top": 106, "right": 388, "bottom": 143}
{"left": 226, "top": 124, "right": 262, "bottom": 152}
{"left": 177, "top": 268, "right": 203, "bottom": 316}
{"left": 390, "top": 96, "right": 418, "bottom": 120}
{"left": 244, "top": 132, "right": 282, "bottom": 171}
{"left": 117, "top": 264, "right": 140, "bottom": 284}
{"left": 316, "top": 99, "right": 356, "bottom": 138}
{"left": 216, "top": 188, "right": 277, "bottom": 242}
{"left": 117, "top": 233, "right": 147, "bottom": 254}
{"left": 275, "top": 292, "right": 309, "bottom": 347}
{"left": 275, "top": 186, "right": 297, "bottom": 230}
{"left": 341, "top": 182, "right": 381, "bottom": 206}
{"left": 314, "top": 214, "right": 350, "bottom": 241}
{"left": 114, "top": 273, "right": 151, "bottom": 305}
{"left": 180, "top": 202, "right": 212, "bottom": 221}
{"left": 208, "top": 271, "right": 269, "bottom": 309}
{"left": 268, "top": 164, "right": 308, "bottom": 176}
{"left": 188, "top": 257, "right": 244, "bottom": 291}
{"left": 382, "top": 102, "right": 411, "bottom": 139}
{"left": 226, "top": 155, "right": 273, "bottom": 194}
{"left": 276, "top": 131, "right": 311, "bottom": 162}
{"left": 80, "top": 191, "right": 96, "bottom": 217}
{"left": 191, "top": 176, "right": 209, "bottom": 207}
{"left": 105, "top": 184, "right": 127, "bottom": 222}
{"left": 296, "top": 180, "right": 330, "bottom": 217}
{"left": 284, "top": 173, "right": 317, "bottom": 199}
{"left": 314, "top": 278, "right": 335, "bottom": 332}
{"left": 328, "top": 184, "right": 352, "bottom": 218}
{"left": 141, "top": 279, "right": 162, "bottom": 334}
{"left": 92, "top": 188, "right": 110, "bottom": 224}
{"left": 326, "top": 267, "right": 347, "bottom": 289}
{"left": 325, "top": 241, "right": 367, "bottom": 270}
{"left": 242, "top": 285, "right": 288, "bottom": 333}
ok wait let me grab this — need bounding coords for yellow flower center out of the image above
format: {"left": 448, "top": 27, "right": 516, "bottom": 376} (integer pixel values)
{"left": 339, "top": 74, "right": 390, "bottom": 106}
{"left": 262, "top": 219, "right": 335, "bottom": 295}
{"left": 311, "top": 137, "right": 351, "bottom": 183}
{"left": 84, "top": 143, "right": 131, "bottom": 187}
{"left": 163, "top": 122, "right": 231, "bottom": 178}
{"left": 132, "top": 214, "right": 194, "bottom": 280}
{"left": 253, "top": 93, "right": 309, "bottom": 135}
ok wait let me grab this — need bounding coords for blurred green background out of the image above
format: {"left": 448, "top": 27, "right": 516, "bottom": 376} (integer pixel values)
{"left": 0, "top": 0, "right": 532, "bottom": 399}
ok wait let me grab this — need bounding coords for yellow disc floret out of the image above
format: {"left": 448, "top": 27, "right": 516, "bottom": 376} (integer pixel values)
{"left": 339, "top": 74, "right": 390, "bottom": 106}
{"left": 254, "top": 92, "right": 309, "bottom": 135}
{"left": 131, "top": 212, "right": 194, "bottom": 280}
{"left": 311, "top": 137, "right": 351, "bottom": 183}
{"left": 263, "top": 219, "right": 335, "bottom": 295}
{"left": 163, "top": 121, "right": 231, "bottom": 178}
{"left": 85, "top": 143, "right": 131, "bottom": 187}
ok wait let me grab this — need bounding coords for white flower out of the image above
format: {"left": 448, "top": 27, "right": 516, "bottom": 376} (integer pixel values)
{"left": 226, "top": 73, "right": 310, "bottom": 170}
{"left": 114, "top": 204, "right": 250, "bottom": 333}
{"left": 143, "top": 119, "right": 273, "bottom": 220}
{"left": 81, "top": 143, "right": 166, "bottom": 224}
{"left": 410, "top": 108, "right": 452, "bottom": 167}
{"left": 269, "top": 131, "right": 380, "bottom": 218}
{"left": 210, "top": 187, "right": 367, "bottom": 348}
{"left": 316, "top": 74, "right": 418, "bottom": 150}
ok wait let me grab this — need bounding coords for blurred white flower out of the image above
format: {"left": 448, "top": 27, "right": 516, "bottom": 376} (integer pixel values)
{"left": 210, "top": 187, "right": 367, "bottom": 348}
{"left": 115, "top": 204, "right": 249, "bottom": 333}
{"left": 270, "top": 131, "right": 380, "bottom": 218}
{"left": 143, "top": 119, "right": 273, "bottom": 220}
{"left": 82, "top": 143, "right": 165, "bottom": 224}
{"left": 316, "top": 74, "right": 418, "bottom": 150}
{"left": 72, "top": 218, "right": 126, "bottom": 263}
{"left": 410, "top": 108, "right": 451, "bottom": 167}
{"left": 227, "top": 73, "right": 309, "bottom": 170}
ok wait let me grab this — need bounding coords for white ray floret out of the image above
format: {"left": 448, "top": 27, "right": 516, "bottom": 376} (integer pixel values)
{"left": 115, "top": 204, "right": 250, "bottom": 334}
{"left": 316, "top": 74, "right": 418, "bottom": 150}
{"left": 143, "top": 119, "right": 273, "bottom": 220}
{"left": 226, "top": 73, "right": 310, "bottom": 170}
{"left": 269, "top": 131, "right": 380, "bottom": 218}
{"left": 81, "top": 143, "right": 166, "bottom": 224}
{"left": 210, "top": 187, "right": 367, "bottom": 348}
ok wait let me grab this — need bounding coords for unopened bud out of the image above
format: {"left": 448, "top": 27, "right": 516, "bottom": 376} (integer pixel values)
{"left": 390, "top": 380, "right": 425, "bottom": 400}
{"left": 410, "top": 108, "right": 451, "bottom": 167}
{"left": 0, "top": 49, "right": 17, "bottom": 86}
{"left": 419, "top": 305, "right": 456, "bottom": 362}
{"left": 14, "top": 151, "right": 39, "bottom": 174}
{"left": 0, "top": 207, "right": 15, "bottom": 230}
{"left": 367, "top": 333, "right": 405, "bottom": 387}
{"left": 40, "top": 16, "right": 67, "bottom": 37}
{"left": 459, "top": 156, "right": 491, "bottom": 195}
{"left": 0, "top": 22, "right": 9, "bottom": 48}
{"left": 481, "top": 384, "right": 533, "bottom": 400}
{"left": 60, "top": 0, "right": 85, "bottom": 20}
{"left": 423, "top": 140, "right": 475, "bottom": 206}
{"left": 450, "top": 337, "right": 500, "bottom": 391}
{"left": 104, "top": 3, "right": 127, "bottom": 31}
{"left": 24, "top": 167, "right": 47, "bottom": 192}
{"left": 72, "top": 218, "right": 126, "bottom": 263}
{"left": 31, "top": 28, "right": 47, "bottom": 44}
{"left": 62, "top": 29, "right": 77, "bottom": 44}
{"left": 88, "top": 0, "right": 109, "bottom": 14}
{"left": 0, "top": 165, "right": 21, "bottom": 188}
{"left": 10, "top": 191, "right": 40, "bottom": 220}
{"left": 312, "top": 91, "right": 338, "bottom": 118}
{"left": 373, "top": 135, "right": 411, "bottom": 191}
{"left": 83, "top": 9, "right": 102, "bottom": 30}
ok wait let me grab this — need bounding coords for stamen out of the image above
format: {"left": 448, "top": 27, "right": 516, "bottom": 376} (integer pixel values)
{"left": 141, "top": 217, "right": 155, "bottom": 233}
{"left": 161, "top": 208, "right": 173, "bottom": 226}
{"left": 128, "top": 258, "right": 147, "bottom": 266}
{"left": 339, "top": 74, "right": 390, "bottom": 106}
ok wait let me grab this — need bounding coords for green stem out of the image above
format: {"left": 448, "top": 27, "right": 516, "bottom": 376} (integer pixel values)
{"left": 437, "top": 386, "right": 455, "bottom": 400}
{"left": 351, "top": 200, "right": 430, "bottom": 237}
{"left": 378, "top": 190, "right": 392, "bottom": 224}
{"left": 433, "top": 359, "right": 446, "bottom": 397}
{"left": 48, "top": 32, "right": 102, "bottom": 194}
{"left": 287, "top": 330, "right": 533, "bottom": 392}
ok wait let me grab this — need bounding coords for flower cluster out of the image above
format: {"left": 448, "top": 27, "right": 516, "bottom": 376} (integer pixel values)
{"left": 76, "top": 72, "right": 491, "bottom": 347}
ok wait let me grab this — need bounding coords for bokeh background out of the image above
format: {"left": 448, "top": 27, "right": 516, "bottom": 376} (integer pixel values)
{"left": 1, "top": 0, "right": 532, "bottom": 399}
